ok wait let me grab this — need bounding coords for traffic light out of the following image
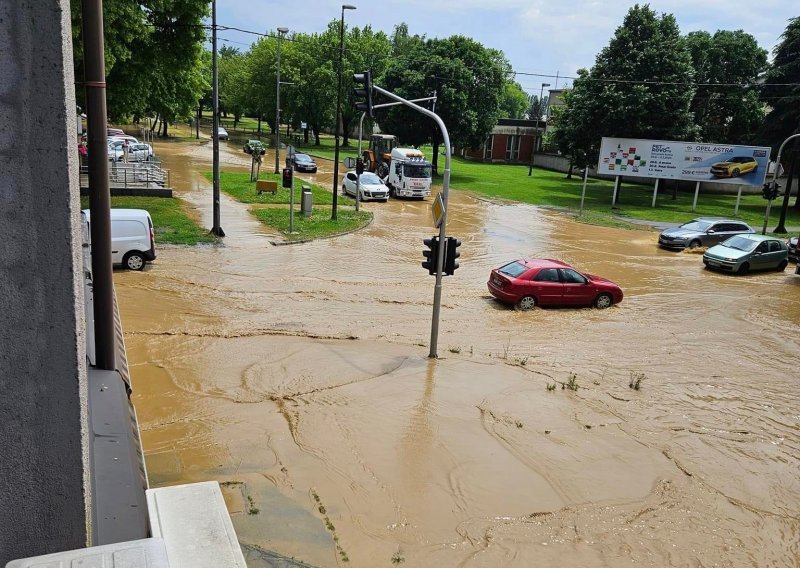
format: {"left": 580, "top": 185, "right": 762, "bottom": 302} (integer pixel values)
{"left": 356, "top": 157, "right": 364, "bottom": 175}
{"left": 762, "top": 182, "right": 772, "bottom": 200}
{"left": 422, "top": 236, "right": 440, "bottom": 275}
{"left": 353, "top": 71, "right": 374, "bottom": 118}
{"left": 771, "top": 182, "right": 782, "bottom": 200}
{"left": 282, "top": 167, "right": 293, "bottom": 188}
{"left": 444, "top": 236, "right": 461, "bottom": 275}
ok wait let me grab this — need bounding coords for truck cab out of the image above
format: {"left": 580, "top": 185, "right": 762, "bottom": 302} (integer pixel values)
{"left": 384, "top": 148, "right": 432, "bottom": 199}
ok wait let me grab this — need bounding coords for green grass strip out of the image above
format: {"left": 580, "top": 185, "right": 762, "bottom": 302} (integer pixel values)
{"left": 80, "top": 196, "right": 217, "bottom": 245}
{"left": 251, "top": 206, "right": 372, "bottom": 241}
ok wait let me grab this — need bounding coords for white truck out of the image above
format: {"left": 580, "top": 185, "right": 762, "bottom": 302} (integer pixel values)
{"left": 381, "top": 147, "right": 433, "bottom": 199}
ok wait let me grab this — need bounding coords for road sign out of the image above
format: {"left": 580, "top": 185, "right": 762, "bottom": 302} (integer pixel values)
{"left": 344, "top": 157, "right": 357, "bottom": 169}
{"left": 431, "top": 193, "right": 445, "bottom": 228}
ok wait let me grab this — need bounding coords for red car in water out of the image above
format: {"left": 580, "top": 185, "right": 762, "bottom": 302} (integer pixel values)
{"left": 487, "top": 258, "right": 623, "bottom": 310}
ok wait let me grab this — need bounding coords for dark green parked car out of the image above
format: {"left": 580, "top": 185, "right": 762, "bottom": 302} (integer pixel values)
{"left": 703, "top": 234, "right": 788, "bottom": 275}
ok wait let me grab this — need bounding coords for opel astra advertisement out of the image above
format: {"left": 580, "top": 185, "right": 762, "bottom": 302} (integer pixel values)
{"left": 597, "top": 137, "right": 771, "bottom": 187}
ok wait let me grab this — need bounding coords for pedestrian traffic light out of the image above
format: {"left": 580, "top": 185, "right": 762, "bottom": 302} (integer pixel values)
{"left": 762, "top": 182, "right": 772, "bottom": 200}
{"left": 422, "top": 236, "right": 440, "bottom": 275}
{"left": 444, "top": 236, "right": 461, "bottom": 275}
{"left": 356, "top": 157, "right": 364, "bottom": 175}
{"left": 353, "top": 71, "right": 374, "bottom": 118}
{"left": 282, "top": 167, "right": 293, "bottom": 188}
{"left": 771, "top": 182, "right": 782, "bottom": 200}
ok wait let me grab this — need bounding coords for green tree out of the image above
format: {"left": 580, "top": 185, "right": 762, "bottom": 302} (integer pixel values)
{"left": 499, "top": 82, "right": 530, "bottom": 119}
{"left": 526, "top": 94, "right": 549, "bottom": 120}
{"left": 557, "top": 4, "right": 696, "bottom": 169}
{"left": 380, "top": 35, "right": 509, "bottom": 170}
{"left": 759, "top": 17, "right": 800, "bottom": 224}
{"left": 71, "top": 0, "right": 209, "bottom": 129}
{"left": 218, "top": 46, "right": 249, "bottom": 127}
{"left": 685, "top": 30, "right": 767, "bottom": 144}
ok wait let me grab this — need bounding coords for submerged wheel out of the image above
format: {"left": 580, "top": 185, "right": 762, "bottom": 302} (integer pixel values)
{"left": 688, "top": 239, "right": 702, "bottom": 249}
{"left": 515, "top": 296, "right": 537, "bottom": 311}
{"left": 777, "top": 260, "right": 788, "bottom": 272}
{"left": 123, "top": 251, "right": 146, "bottom": 271}
{"left": 594, "top": 293, "right": 613, "bottom": 309}
{"left": 737, "top": 262, "right": 750, "bottom": 275}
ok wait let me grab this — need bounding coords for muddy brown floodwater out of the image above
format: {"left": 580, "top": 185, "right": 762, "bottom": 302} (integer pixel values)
{"left": 117, "top": 136, "right": 800, "bottom": 567}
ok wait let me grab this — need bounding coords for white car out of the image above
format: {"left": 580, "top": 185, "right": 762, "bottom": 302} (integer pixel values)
{"left": 342, "top": 171, "right": 389, "bottom": 202}
{"left": 129, "top": 143, "right": 154, "bottom": 161}
{"left": 108, "top": 141, "right": 124, "bottom": 161}
{"left": 216, "top": 127, "right": 229, "bottom": 140}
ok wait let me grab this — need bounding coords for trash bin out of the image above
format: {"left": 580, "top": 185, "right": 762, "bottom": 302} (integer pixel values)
{"left": 301, "top": 185, "right": 312, "bottom": 217}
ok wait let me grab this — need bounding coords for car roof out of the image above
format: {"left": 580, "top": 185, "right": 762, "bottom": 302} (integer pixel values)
{"left": 733, "top": 234, "right": 777, "bottom": 242}
{"left": 511, "top": 258, "right": 572, "bottom": 270}
{"left": 691, "top": 217, "right": 746, "bottom": 223}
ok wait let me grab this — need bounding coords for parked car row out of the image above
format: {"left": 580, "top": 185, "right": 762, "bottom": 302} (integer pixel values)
{"left": 657, "top": 216, "right": 797, "bottom": 276}
{"left": 106, "top": 133, "right": 154, "bottom": 162}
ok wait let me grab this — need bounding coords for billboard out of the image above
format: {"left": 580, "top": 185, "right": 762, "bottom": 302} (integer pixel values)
{"left": 597, "top": 137, "right": 770, "bottom": 187}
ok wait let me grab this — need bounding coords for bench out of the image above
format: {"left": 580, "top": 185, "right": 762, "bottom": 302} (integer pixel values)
{"left": 256, "top": 180, "right": 278, "bottom": 195}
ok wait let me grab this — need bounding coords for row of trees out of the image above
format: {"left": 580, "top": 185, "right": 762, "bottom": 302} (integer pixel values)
{"left": 551, "top": 6, "right": 799, "bottom": 171}
{"left": 70, "top": 0, "right": 210, "bottom": 136}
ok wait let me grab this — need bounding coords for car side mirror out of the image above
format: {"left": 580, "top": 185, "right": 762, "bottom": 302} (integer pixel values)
{"left": 707, "top": 229, "right": 715, "bottom": 234}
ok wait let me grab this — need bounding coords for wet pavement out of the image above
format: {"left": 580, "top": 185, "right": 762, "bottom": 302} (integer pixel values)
{"left": 117, "top": 135, "right": 800, "bottom": 567}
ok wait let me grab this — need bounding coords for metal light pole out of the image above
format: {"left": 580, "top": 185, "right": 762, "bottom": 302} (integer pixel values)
{"left": 210, "top": 0, "right": 225, "bottom": 236}
{"left": 274, "top": 27, "right": 289, "bottom": 174}
{"left": 332, "top": 4, "right": 356, "bottom": 220}
{"left": 762, "top": 133, "right": 800, "bottom": 234}
{"left": 528, "top": 82, "right": 550, "bottom": 176}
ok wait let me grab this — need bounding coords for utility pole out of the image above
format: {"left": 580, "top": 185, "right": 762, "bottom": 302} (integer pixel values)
{"left": 210, "top": 0, "right": 225, "bottom": 237}
{"left": 274, "top": 27, "right": 288, "bottom": 174}
{"left": 332, "top": 4, "right": 356, "bottom": 221}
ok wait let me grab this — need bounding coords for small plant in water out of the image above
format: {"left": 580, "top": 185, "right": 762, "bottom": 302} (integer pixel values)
{"left": 391, "top": 551, "right": 405, "bottom": 564}
{"left": 629, "top": 371, "right": 646, "bottom": 390}
{"left": 517, "top": 355, "right": 529, "bottom": 366}
{"left": 246, "top": 495, "right": 259, "bottom": 515}
{"left": 565, "top": 372, "right": 578, "bottom": 391}
{"left": 546, "top": 382, "right": 557, "bottom": 391}
{"left": 449, "top": 345, "right": 461, "bottom": 354}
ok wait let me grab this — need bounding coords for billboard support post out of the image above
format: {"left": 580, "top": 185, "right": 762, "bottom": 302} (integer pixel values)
{"left": 692, "top": 182, "right": 701, "bottom": 212}
{"left": 611, "top": 176, "right": 620, "bottom": 206}
{"left": 579, "top": 166, "right": 589, "bottom": 216}
{"left": 734, "top": 185, "right": 743, "bottom": 216}
{"left": 651, "top": 178, "right": 659, "bottom": 208}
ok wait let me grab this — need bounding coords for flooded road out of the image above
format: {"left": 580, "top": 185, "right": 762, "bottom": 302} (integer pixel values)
{"left": 118, "top": 135, "right": 800, "bottom": 566}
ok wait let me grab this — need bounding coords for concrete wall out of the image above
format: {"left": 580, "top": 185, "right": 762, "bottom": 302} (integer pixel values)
{"left": 0, "top": 0, "right": 89, "bottom": 563}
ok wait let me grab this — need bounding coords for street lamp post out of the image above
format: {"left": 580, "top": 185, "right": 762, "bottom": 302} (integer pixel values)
{"left": 528, "top": 82, "right": 550, "bottom": 176}
{"left": 274, "top": 27, "right": 289, "bottom": 174}
{"left": 332, "top": 4, "right": 356, "bottom": 220}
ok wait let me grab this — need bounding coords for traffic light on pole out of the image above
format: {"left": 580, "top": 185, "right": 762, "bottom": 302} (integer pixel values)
{"left": 444, "top": 236, "right": 461, "bottom": 275}
{"left": 422, "top": 236, "right": 440, "bottom": 275}
{"left": 771, "top": 182, "right": 782, "bottom": 200}
{"left": 353, "top": 71, "right": 374, "bottom": 118}
{"left": 282, "top": 167, "right": 293, "bottom": 188}
{"left": 762, "top": 182, "right": 772, "bottom": 200}
{"left": 356, "top": 157, "right": 364, "bottom": 175}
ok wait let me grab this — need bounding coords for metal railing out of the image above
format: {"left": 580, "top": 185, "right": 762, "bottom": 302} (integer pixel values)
{"left": 81, "top": 160, "right": 169, "bottom": 188}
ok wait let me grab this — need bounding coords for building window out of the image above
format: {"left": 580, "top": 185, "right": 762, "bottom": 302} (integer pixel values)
{"left": 484, "top": 136, "right": 493, "bottom": 160}
{"left": 505, "top": 135, "right": 520, "bottom": 161}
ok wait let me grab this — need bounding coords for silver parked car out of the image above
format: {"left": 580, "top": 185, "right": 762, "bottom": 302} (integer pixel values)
{"left": 658, "top": 217, "right": 755, "bottom": 250}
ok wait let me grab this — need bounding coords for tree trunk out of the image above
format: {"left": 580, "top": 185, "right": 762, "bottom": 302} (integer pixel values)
{"left": 672, "top": 179, "right": 678, "bottom": 200}
{"left": 257, "top": 115, "right": 262, "bottom": 134}
{"left": 341, "top": 116, "right": 351, "bottom": 147}
{"left": 566, "top": 158, "right": 574, "bottom": 180}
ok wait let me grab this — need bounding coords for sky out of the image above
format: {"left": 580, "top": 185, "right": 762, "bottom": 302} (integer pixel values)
{"left": 214, "top": 0, "right": 797, "bottom": 96}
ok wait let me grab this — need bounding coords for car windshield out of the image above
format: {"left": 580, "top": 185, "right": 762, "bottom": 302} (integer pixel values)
{"left": 680, "top": 220, "right": 712, "bottom": 231}
{"left": 403, "top": 163, "right": 432, "bottom": 178}
{"left": 295, "top": 154, "right": 312, "bottom": 163}
{"left": 359, "top": 173, "right": 382, "bottom": 184}
{"left": 722, "top": 236, "right": 758, "bottom": 251}
{"left": 498, "top": 262, "right": 528, "bottom": 278}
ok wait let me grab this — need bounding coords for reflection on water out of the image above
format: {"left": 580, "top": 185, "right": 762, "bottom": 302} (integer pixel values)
{"left": 118, "top": 136, "right": 800, "bottom": 567}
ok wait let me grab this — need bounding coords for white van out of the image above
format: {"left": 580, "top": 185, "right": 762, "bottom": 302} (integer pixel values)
{"left": 81, "top": 208, "right": 156, "bottom": 270}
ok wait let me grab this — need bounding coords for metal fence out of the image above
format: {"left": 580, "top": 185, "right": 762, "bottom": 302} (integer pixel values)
{"left": 80, "top": 160, "right": 169, "bottom": 189}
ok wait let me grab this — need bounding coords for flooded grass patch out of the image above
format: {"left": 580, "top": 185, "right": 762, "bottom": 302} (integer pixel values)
{"left": 209, "top": 171, "right": 356, "bottom": 207}
{"left": 80, "top": 195, "right": 218, "bottom": 245}
{"left": 251, "top": 206, "right": 372, "bottom": 242}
